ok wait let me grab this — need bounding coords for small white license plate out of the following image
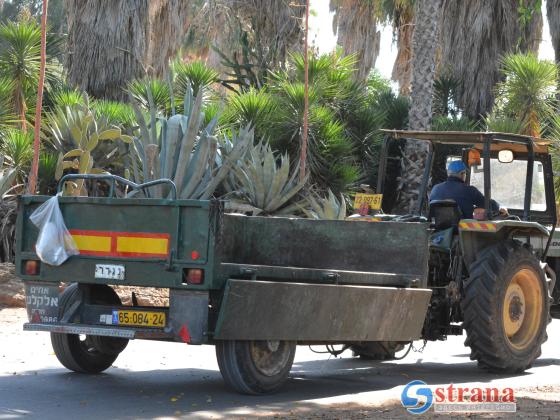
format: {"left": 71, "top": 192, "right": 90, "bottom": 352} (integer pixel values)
{"left": 94, "top": 264, "right": 125, "bottom": 280}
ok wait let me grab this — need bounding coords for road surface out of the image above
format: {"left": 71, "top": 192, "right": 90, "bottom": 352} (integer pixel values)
{"left": 1, "top": 307, "right": 559, "bottom": 419}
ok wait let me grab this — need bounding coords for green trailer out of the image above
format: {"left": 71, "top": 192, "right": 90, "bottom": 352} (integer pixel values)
{"left": 16, "top": 175, "right": 432, "bottom": 394}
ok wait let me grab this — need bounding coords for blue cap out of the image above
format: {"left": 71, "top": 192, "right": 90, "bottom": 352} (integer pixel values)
{"left": 447, "top": 160, "right": 467, "bottom": 174}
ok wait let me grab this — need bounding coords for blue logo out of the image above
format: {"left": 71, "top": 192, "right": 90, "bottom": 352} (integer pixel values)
{"left": 401, "top": 380, "right": 433, "bottom": 415}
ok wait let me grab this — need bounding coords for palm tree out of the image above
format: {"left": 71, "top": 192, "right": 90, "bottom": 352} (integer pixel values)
{"left": 65, "top": 0, "right": 193, "bottom": 100}
{"left": 547, "top": 0, "right": 560, "bottom": 64}
{"left": 384, "top": 0, "right": 415, "bottom": 96}
{"left": 0, "top": 20, "right": 41, "bottom": 130}
{"left": 396, "top": 0, "right": 443, "bottom": 213}
{"left": 330, "top": 0, "right": 381, "bottom": 81}
{"left": 439, "top": 0, "right": 542, "bottom": 119}
{"left": 496, "top": 53, "right": 557, "bottom": 137}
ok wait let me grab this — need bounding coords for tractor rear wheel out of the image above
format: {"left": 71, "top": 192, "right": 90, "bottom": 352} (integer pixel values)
{"left": 216, "top": 340, "right": 296, "bottom": 394}
{"left": 51, "top": 284, "right": 128, "bottom": 373}
{"left": 462, "top": 241, "right": 550, "bottom": 372}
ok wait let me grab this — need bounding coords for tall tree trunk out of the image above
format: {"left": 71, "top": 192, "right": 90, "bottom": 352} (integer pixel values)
{"left": 205, "top": 0, "right": 305, "bottom": 76}
{"left": 330, "top": 0, "right": 381, "bottom": 81}
{"left": 440, "top": 0, "right": 542, "bottom": 119}
{"left": 65, "top": 0, "right": 191, "bottom": 100}
{"left": 397, "top": 0, "right": 443, "bottom": 213}
{"left": 145, "top": 0, "right": 193, "bottom": 76}
{"left": 547, "top": 0, "right": 560, "bottom": 64}
{"left": 391, "top": 2, "right": 415, "bottom": 96}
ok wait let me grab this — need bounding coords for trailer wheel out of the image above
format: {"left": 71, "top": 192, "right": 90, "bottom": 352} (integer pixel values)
{"left": 462, "top": 241, "right": 550, "bottom": 372}
{"left": 351, "top": 341, "right": 405, "bottom": 360}
{"left": 216, "top": 340, "right": 296, "bottom": 394}
{"left": 51, "top": 284, "right": 128, "bottom": 373}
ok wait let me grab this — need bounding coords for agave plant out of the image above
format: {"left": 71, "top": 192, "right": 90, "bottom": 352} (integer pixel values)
{"left": 300, "top": 189, "right": 347, "bottom": 220}
{"left": 130, "top": 86, "right": 252, "bottom": 200}
{"left": 224, "top": 142, "right": 306, "bottom": 215}
{"left": 0, "top": 156, "right": 17, "bottom": 197}
{"left": 45, "top": 97, "right": 132, "bottom": 195}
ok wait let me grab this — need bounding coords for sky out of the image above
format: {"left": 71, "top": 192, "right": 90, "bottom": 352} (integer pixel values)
{"left": 309, "top": 0, "right": 555, "bottom": 81}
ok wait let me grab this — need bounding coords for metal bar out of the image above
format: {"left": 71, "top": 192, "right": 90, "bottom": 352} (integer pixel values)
{"left": 57, "top": 174, "right": 177, "bottom": 199}
{"left": 24, "top": 323, "right": 136, "bottom": 338}
{"left": 220, "top": 263, "right": 417, "bottom": 287}
{"left": 483, "top": 135, "right": 491, "bottom": 218}
{"left": 416, "top": 142, "right": 434, "bottom": 216}
{"left": 23, "top": 323, "right": 174, "bottom": 340}
{"left": 543, "top": 155, "right": 557, "bottom": 260}
{"left": 524, "top": 139, "right": 535, "bottom": 221}
{"left": 376, "top": 136, "right": 391, "bottom": 194}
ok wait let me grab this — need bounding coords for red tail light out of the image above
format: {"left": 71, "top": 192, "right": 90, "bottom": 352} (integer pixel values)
{"left": 24, "top": 260, "right": 40, "bottom": 275}
{"left": 184, "top": 269, "right": 204, "bottom": 284}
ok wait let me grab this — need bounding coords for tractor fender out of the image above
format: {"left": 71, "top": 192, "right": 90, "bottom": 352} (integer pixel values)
{"left": 459, "top": 220, "right": 549, "bottom": 268}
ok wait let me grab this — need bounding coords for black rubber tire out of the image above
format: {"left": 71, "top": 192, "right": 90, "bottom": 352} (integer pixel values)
{"left": 462, "top": 241, "right": 551, "bottom": 372}
{"left": 51, "top": 284, "right": 128, "bottom": 374}
{"left": 216, "top": 340, "right": 296, "bottom": 395}
{"left": 351, "top": 341, "right": 405, "bottom": 360}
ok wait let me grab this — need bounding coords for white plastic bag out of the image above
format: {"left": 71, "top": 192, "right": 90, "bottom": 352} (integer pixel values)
{"left": 29, "top": 194, "right": 79, "bottom": 266}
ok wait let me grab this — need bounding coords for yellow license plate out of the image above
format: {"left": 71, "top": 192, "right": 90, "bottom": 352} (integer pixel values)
{"left": 353, "top": 193, "right": 383, "bottom": 210}
{"left": 112, "top": 310, "right": 166, "bottom": 327}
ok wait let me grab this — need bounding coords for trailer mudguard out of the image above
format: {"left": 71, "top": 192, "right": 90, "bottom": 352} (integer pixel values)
{"left": 214, "top": 280, "right": 432, "bottom": 342}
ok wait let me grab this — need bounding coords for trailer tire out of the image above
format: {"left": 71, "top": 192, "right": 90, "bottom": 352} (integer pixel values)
{"left": 216, "top": 340, "right": 296, "bottom": 394}
{"left": 462, "top": 241, "right": 550, "bottom": 372}
{"left": 51, "top": 284, "right": 128, "bottom": 374}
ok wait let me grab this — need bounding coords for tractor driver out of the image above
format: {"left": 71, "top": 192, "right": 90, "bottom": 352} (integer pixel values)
{"left": 430, "top": 160, "right": 505, "bottom": 220}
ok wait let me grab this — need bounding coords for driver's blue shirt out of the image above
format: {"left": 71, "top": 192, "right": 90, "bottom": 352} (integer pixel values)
{"left": 429, "top": 176, "right": 498, "bottom": 219}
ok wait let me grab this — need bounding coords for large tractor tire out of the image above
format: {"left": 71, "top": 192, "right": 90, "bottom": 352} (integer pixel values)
{"left": 216, "top": 340, "right": 296, "bottom": 394}
{"left": 462, "top": 241, "right": 550, "bottom": 372}
{"left": 51, "top": 284, "right": 128, "bottom": 374}
{"left": 351, "top": 341, "right": 405, "bottom": 360}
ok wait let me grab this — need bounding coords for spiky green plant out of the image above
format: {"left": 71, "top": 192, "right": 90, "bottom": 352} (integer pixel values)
{"left": 131, "top": 86, "right": 252, "bottom": 199}
{"left": 50, "top": 88, "right": 85, "bottom": 109}
{"left": 496, "top": 53, "right": 558, "bottom": 137}
{"left": 0, "top": 77, "right": 16, "bottom": 129}
{"left": 0, "top": 20, "right": 63, "bottom": 127}
{"left": 433, "top": 71, "right": 461, "bottom": 117}
{"left": 0, "top": 155, "right": 17, "bottom": 197}
{"left": 173, "top": 59, "right": 219, "bottom": 98}
{"left": 223, "top": 88, "right": 277, "bottom": 138}
{"left": 225, "top": 142, "right": 306, "bottom": 215}
{"left": 431, "top": 116, "right": 478, "bottom": 131}
{"left": 1, "top": 128, "right": 33, "bottom": 184}
{"left": 128, "top": 78, "right": 172, "bottom": 115}
{"left": 38, "top": 152, "right": 59, "bottom": 195}
{"left": 301, "top": 189, "right": 347, "bottom": 220}
{"left": 92, "top": 99, "right": 136, "bottom": 130}
{"left": 483, "top": 112, "right": 525, "bottom": 134}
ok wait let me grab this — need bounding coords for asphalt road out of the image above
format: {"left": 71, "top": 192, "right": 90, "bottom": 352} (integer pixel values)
{"left": 1, "top": 308, "right": 559, "bottom": 419}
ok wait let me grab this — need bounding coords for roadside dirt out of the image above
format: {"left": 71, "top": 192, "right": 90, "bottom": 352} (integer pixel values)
{"left": 0, "top": 262, "right": 169, "bottom": 308}
{"left": 1, "top": 307, "right": 558, "bottom": 419}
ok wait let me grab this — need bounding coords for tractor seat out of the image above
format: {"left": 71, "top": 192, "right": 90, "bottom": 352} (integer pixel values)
{"left": 428, "top": 200, "right": 462, "bottom": 230}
